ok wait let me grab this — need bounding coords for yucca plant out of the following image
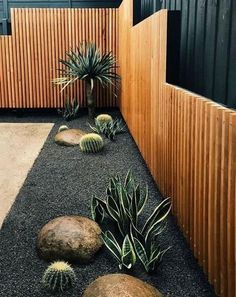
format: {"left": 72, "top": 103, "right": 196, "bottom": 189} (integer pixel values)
{"left": 102, "top": 231, "right": 136, "bottom": 270}
{"left": 89, "top": 118, "right": 126, "bottom": 140}
{"left": 91, "top": 170, "right": 172, "bottom": 272}
{"left": 58, "top": 97, "right": 80, "bottom": 121}
{"left": 53, "top": 42, "right": 120, "bottom": 118}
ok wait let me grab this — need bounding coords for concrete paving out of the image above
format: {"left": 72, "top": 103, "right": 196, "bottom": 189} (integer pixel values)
{"left": 0, "top": 123, "right": 53, "bottom": 228}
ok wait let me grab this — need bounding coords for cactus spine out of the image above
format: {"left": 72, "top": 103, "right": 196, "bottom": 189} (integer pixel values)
{"left": 42, "top": 261, "right": 76, "bottom": 292}
{"left": 80, "top": 133, "right": 104, "bottom": 153}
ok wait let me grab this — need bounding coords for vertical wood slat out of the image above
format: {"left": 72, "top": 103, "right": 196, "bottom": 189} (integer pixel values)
{"left": 119, "top": 1, "right": 236, "bottom": 296}
{"left": 0, "top": 8, "right": 118, "bottom": 108}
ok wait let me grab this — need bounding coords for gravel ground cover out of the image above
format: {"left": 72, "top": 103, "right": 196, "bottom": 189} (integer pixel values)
{"left": 0, "top": 109, "right": 216, "bottom": 297}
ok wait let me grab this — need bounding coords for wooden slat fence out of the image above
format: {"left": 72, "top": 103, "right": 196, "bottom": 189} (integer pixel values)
{"left": 0, "top": 3, "right": 235, "bottom": 296}
{"left": 118, "top": 1, "right": 236, "bottom": 296}
{"left": 0, "top": 8, "right": 118, "bottom": 108}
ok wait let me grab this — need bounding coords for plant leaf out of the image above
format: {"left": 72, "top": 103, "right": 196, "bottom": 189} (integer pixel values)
{"left": 137, "top": 185, "right": 149, "bottom": 215}
{"left": 132, "top": 237, "right": 149, "bottom": 272}
{"left": 142, "top": 197, "right": 171, "bottom": 235}
{"left": 102, "top": 231, "right": 121, "bottom": 263}
{"left": 148, "top": 246, "right": 171, "bottom": 271}
{"left": 121, "top": 235, "right": 136, "bottom": 269}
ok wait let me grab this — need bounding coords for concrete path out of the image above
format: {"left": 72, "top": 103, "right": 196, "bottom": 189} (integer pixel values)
{"left": 0, "top": 123, "right": 53, "bottom": 228}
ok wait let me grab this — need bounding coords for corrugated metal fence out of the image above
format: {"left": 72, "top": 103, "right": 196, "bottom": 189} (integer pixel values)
{"left": 135, "top": 0, "right": 236, "bottom": 109}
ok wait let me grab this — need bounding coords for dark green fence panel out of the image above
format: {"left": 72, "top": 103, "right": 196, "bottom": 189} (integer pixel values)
{"left": 135, "top": 0, "right": 236, "bottom": 109}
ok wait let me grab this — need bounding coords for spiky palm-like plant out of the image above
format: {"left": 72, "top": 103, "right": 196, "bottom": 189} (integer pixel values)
{"left": 53, "top": 42, "right": 120, "bottom": 118}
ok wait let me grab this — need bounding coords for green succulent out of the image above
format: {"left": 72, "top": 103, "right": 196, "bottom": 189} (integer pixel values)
{"left": 102, "top": 231, "right": 136, "bottom": 270}
{"left": 131, "top": 228, "right": 171, "bottom": 273}
{"left": 96, "top": 114, "right": 113, "bottom": 124}
{"left": 58, "top": 98, "right": 80, "bottom": 121}
{"left": 91, "top": 170, "right": 149, "bottom": 236}
{"left": 58, "top": 125, "right": 69, "bottom": 133}
{"left": 80, "top": 133, "right": 104, "bottom": 153}
{"left": 91, "top": 170, "right": 172, "bottom": 272}
{"left": 42, "top": 261, "right": 76, "bottom": 293}
{"left": 89, "top": 118, "right": 125, "bottom": 140}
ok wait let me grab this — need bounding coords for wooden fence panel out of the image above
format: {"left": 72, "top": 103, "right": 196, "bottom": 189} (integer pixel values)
{"left": 119, "top": 0, "right": 236, "bottom": 296}
{"left": 0, "top": 8, "right": 118, "bottom": 108}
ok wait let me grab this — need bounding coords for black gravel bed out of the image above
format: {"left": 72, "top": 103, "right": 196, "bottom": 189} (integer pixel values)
{"left": 0, "top": 110, "right": 216, "bottom": 297}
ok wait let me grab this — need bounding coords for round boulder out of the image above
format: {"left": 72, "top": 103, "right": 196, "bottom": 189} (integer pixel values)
{"left": 54, "top": 129, "right": 86, "bottom": 146}
{"left": 82, "top": 274, "right": 163, "bottom": 297}
{"left": 37, "top": 216, "right": 103, "bottom": 263}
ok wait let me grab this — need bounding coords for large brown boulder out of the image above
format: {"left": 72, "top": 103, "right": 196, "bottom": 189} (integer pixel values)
{"left": 37, "top": 216, "right": 103, "bottom": 263}
{"left": 54, "top": 129, "right": 86, "bottom": 146}
{"left": 82, "top": 274, "right": 163, "bottom": 297}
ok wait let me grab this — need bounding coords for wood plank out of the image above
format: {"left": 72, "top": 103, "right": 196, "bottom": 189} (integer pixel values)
{"left": 119, "top": 1, "right": 236, "bottom": 296}
{"left": 227, "top": 113, "right": 236, "bottom": 297}
{"left": 219, "top": 109, "right": 231, "bottom": 296}
{"left": 0, "top": 8, "right": 118, "bottom": 108}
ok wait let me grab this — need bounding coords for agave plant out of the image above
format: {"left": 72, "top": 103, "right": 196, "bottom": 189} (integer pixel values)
{"left": 102, "top": 231, "right": 136, "bottom": 270}
{"left": 88, "top": 118, "right": 126, "bottom": 140}
{"left": 91, "top": 170, "right": 172, "bottom": 272}
{"left": 53, "top": 42, "right": 120, "bottom": 118}
{"left": 58, "top": 98, "right": 80, "bottom": 121}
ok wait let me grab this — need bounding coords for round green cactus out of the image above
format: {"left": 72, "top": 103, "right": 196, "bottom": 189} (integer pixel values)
{"left": 58, "top": 125, "right": 69, "bottom": 133}
{"left": 96, "top": 114, "right": 113, "bottom": 125}
{"left": 80, "top": 133, "right": 104, "bottom": 153}
{"left": 42, "top": 261, "right": 76, "bottom": 293}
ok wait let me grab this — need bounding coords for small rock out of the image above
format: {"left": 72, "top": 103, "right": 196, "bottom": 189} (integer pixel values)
{"left": 37, "top": 216, "right": 103, "bottom": 263}
{"left": 82, "top": 274, "right": 163, "bottom": 297}
{"left": 54, "top": 129, "right": 86, "bottom": 146}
